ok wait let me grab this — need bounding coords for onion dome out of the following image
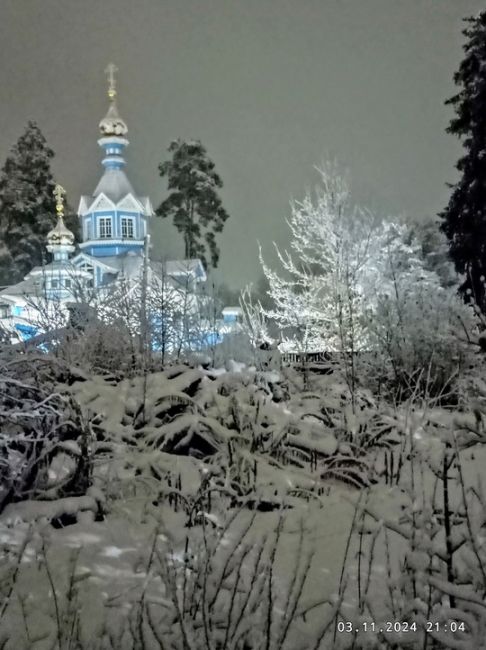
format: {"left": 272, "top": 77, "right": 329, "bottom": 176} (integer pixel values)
{"left": 99, "top": 63, "right": 128, "bottom": 136}
{"left": 47, "top": 185, "right": 75, "bottom": 251}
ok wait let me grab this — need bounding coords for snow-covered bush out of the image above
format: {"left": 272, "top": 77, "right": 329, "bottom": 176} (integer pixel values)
{"left": 0, "top": 350, "right": 94, "bottom": 516}
{"left": 363, "top": 278, "right": 477, "bottom": 400}
{"left": 358, "top": 221, "right": 479, "bottom": 399}
{"left": 325, "top": 397, "right": 486, "bottom": 650}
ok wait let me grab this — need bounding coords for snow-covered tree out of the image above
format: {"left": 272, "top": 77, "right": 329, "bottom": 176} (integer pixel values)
{"left": 0, "top": 122, "right": 78, "bottom": 286}
{"left": 156, "top": 139, "right": 230, "bottom": 269}
{"left": 259, "top": 164, "right": 375, "bottom": 356}
{"left": 409, "top": 217, "right": 458, "bottom": 288}
{"left": 259, "top": 165, "right": 479, "bottom": 397}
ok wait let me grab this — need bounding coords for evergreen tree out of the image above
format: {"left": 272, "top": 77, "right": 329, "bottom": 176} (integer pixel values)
{"left": 156, "top": 139, "right": 229, "bottom": 269}
{"left": 409, "top": 218, "right": 458, "bottom": 288}
{"left": 440, "top": 11, "right": 486, "bottom": 311}
{"left": 0, "top": 121, "right": 78, "bottom": 286}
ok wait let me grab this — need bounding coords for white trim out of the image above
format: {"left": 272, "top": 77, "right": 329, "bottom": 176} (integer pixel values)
{"left": 78, "top": 191, "right": 149, "bottom": 216}
{"left": 84, "top": 216, "right": 92, "bottom": 240}
{"left": 98, "top": 136, "right": 129, "bottom": 147}
{"left": 29, "top": 266, "right": 91, "bottom": 279}
{"left": 102, "top": 157, "right": 125, "bottom": 165}
{"left": 83, "top": 192, "right": 117, "bottom": 215}
{"left": 78, "top": 196, "right": 89, "bottom": 215}
{"left": 140, "top": 196, "right": 154, "bottom": 217}
{"left": 117, "top": 194, "right": 145, "bottom": 213}
{"left": 71, "top": 252, "right": 119, "bottom": 273}
{"left": 78, "top": 238, "right": 144, "bottom": 249}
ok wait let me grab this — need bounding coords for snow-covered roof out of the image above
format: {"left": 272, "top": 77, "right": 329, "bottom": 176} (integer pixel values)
{"left": 71, "top": 252, "right": 120, "bottom": 273}
{"left": 0, "top": 293, "right": 17, "bottom": 305}
{"left": 222, "top": 306, "right": 242, "bottom": 315}
{"left": 0, "top": 277, "right": 38, "bottom": 299}
{"left": 97, "top": 253, "right": 143, "bottom": 279}
{"left": 165, "top": 259, "right": 206, "bottom": 280}
{"left": 93, "top": 169, "right": 135, "bottom": 204}
{"left": 28, "top": 261, "right": 89, "bottom": 277}
{"left": 78, "top": 189, "right": 153, "bottom": 217}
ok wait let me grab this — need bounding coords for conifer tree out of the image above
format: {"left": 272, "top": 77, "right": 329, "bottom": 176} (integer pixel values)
{"left": 0, "top": 122, "right": 78, "bottom": 286}
{"left": 156, "top": 139, "right": 229, "bottom": 270}
{"left": 440, "top": 11, "right": 486, "bottom": 312}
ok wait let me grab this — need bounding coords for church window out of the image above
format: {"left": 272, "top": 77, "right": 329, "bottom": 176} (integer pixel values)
{"left": 121, "top": 217, "right": 135, "bottom": 239}
{"left": 99, "top": 217, "right": 112, "bottom": 238}
{"left": 80, "top": 263, "right": 94, "bottom": 287}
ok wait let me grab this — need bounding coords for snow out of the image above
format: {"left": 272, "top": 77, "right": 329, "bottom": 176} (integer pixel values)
{"left": 1, "top": 350, "right": 486, "bottom": 648}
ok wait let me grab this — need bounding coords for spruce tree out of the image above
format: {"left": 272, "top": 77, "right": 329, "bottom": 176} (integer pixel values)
{"left": 440, "top": 11, "right": 486, "bottom": 311}
{"left": 156, "top": 139, "right": 229, "bottom": 269}
{"left": 0, "top": 122, "right": 78, "bottom": 286}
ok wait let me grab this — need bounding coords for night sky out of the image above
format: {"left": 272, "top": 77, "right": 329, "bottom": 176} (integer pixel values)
{"left": 0, "top": 0, "right": 483, "bottom": 288}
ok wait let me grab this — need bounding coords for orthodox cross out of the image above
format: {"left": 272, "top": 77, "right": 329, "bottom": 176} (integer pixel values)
{"left": 105, "top": 63, "right": 118, "bottom": 100}
{"left": 53, "top": 184, "right": 65, "bottom": 219}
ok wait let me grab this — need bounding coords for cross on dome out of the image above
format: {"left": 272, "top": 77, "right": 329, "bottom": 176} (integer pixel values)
{"left": 47, "top": 184, "right": 75, "bottom": 250}
{"left": 99, "top": 62, "right": 128, "bottom": 136}
{"left": 54, "top": 183, "right": 66, "bottom": 218}
{"left": 105, "top": 63, "right": 118, "bottom": 100}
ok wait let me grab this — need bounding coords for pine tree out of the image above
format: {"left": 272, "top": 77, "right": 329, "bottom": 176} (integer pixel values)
{"left": 156, "top": 139, "right": 229, "bottom": 269}
{"left": 0, "top": 122, "right": 78, "bottom": 286}
{"left": 440, "top": 11, "right": 486, "bottom": 312}
{"left": 409, "top": 218, "right": 458, "bottom": 288}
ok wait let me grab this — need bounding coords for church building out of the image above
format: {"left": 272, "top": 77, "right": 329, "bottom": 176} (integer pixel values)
{"left": 0, "top": 64, "right": 208, "bottom": 343}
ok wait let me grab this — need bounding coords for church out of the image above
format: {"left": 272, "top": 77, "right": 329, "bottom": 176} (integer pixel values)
{"left": 0, "top": 65, "right": 227, "bottom": 345}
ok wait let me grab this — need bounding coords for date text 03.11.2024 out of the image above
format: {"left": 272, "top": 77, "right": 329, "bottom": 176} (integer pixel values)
{"left": 337, "top": 621, "right": 467, "bottom": 634}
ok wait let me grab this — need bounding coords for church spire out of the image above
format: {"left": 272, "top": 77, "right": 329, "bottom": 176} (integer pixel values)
{"left": 46, "top": 184, "right": 75, "bottom": 261}
{"left": 99, "top": 63, "right": 128, "bottom": 137}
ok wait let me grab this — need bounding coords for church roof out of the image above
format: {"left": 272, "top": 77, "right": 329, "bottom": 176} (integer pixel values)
{"left": 97, "top": 253, "right": 143, "bottom": 278}
{"left": 92, "top": 168, "right": 136, "bottom": 203}
{"left": 151, "top": 259, "right": 207, "bottom": 282}
{"left": 0, "top": 277, "right": 38, "bottom": 299}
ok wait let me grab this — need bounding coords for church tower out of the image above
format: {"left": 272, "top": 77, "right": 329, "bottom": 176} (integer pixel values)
{"left": 77, "top": 64, "right": 153, "bottom": 261}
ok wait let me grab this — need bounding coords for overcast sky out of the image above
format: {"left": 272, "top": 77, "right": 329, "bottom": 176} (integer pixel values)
{"left": 0, "top": 0, "right": 483, "bottom": 287}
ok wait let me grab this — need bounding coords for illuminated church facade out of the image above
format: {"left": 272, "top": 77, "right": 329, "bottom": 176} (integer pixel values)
{"left": 0, "top": 64, "right": 214, "bottom": 343}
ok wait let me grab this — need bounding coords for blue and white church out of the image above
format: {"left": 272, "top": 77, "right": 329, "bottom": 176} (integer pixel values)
{"left": 72, "top": 63, "right": 159, "bottom": 288}
{"left": 0, "top": 64, "right": 215, "bottom": 343}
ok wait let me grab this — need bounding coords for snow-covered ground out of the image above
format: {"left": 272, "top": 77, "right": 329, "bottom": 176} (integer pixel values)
{"left": 1, "top": 360, "right": 486, "bottom": 648}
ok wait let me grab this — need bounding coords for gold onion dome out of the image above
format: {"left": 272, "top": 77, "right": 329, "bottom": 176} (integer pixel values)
{"left": 99, "top": 63, "right": 128, "bottom": 136}
{"left": 47, "top": 184, "right": 75, "bottom": 247}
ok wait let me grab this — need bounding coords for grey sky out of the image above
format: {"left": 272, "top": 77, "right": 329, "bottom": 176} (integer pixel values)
{"left": 0, "top": 0, "right": 483, "bottom": 288}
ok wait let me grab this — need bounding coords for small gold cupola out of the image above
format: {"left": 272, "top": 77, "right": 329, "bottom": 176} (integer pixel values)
{"left": 46, "top": 184, "right": 75, "bottom": 259}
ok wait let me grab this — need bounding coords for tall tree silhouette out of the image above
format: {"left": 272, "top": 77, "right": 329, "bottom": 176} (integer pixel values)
{"left": 156, "top": 139, "right": 229, "bottom": 270}
{"left": 0, "top": 122, "right": 78, "bottom": 285}
{"left": 440, "top": 11, "right": 486, "bottom": 312}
